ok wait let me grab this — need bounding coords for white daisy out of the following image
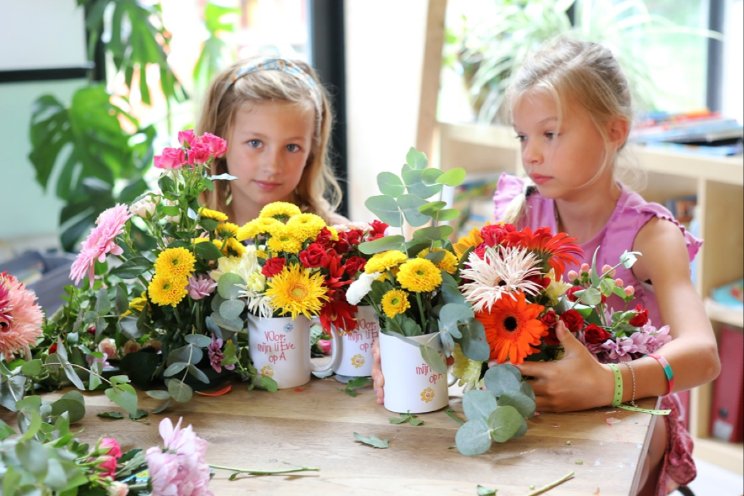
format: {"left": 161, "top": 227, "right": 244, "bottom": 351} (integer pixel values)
{"left": 459, "top": 245, "right": 543, "bottom": 312}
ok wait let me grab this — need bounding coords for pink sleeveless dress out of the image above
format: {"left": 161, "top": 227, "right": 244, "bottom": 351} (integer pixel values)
{"left": 493, "top": 174, "right": 701, "bottom": 495}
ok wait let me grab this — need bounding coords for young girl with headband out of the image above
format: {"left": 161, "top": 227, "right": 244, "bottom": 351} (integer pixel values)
{"left": 197, "top": 57, "right": 348, "bottom": 225}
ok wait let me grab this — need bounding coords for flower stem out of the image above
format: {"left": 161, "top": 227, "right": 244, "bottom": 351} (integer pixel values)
{"left": 209, "top": 464, "right": 319, "bottom": 476}
{"left": 526, "top": 471, "right": 575, "bottom": 496}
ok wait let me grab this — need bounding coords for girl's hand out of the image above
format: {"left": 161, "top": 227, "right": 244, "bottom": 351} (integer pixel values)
{"left": 371, "top": 338, "right": 384, "bottom": 404}
{"left": 515, "top": 322, "right": 614, "bottom": 412}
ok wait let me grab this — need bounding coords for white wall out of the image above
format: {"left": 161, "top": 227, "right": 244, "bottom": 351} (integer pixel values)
{"left": 344, "top": 1, "right": 429, "bottom": 222}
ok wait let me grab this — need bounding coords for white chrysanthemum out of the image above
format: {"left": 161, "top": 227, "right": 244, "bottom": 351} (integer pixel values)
{"left": 459, "top": 245, "right": 543, "bottom": 312}
{"left": 346, "top": 271, "right": 380, "bottom": 305}
{"left": 209, "top": 245, "right": 261, "bottom": 282}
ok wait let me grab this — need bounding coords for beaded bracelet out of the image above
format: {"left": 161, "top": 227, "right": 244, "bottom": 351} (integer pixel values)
{"left": 648, "top": 353, "right": 675, "bottom": 395}
{"left": 623, "top": 361, "right": 638, "bottom": 407}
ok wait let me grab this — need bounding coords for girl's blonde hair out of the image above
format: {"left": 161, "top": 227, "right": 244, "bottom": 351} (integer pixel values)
{"left": 197, "top": 57, "right": 342, "bottom": 223}
{"left": 501, "top": 36, "right": 635, "bottom": 224}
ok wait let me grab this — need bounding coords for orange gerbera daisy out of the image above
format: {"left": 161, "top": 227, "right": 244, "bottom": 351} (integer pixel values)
{"left": 506, "top": 227, "right": 582, "bottom": 279}
{"left": 476, "top": 291, "right": 547, "bottom": 364}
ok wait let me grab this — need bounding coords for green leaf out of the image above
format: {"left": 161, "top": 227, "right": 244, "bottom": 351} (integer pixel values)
{"left": 167, "top": 379, "right": 194, "bottom": 403}
{"left": 187, "top": 364, "right": 210, "bottom": 384}
{"left": 487, "top": 405, "right": 526, "bottom": 443}
{"left": 421, "top": 167, "right": 442, "bottom": 184}
{"left": 497, "top": 391, "right": 536, "bottom": 419}
{"left": 16, "top": 439, "right": 48, "bottom": 476}
{"left": 455, "top": 418, "right": 492, "bottom": 455}
{"left": 195, "top": 239, "right": 224, "bottom": 261}
{"left": 105, "top": 383, "right": 138, "bottom": 416}
{"left": 20, "top": 359, "right": 43, "bottom": 377}
{"left": 353, "top": 432, "right": 389, "bottom": 449}
{"left": 358, "top": 235, "right": 406, "bottom": 255}
{"left": 344, "top": 376, "right": 372, "bottom": 397}
{"left": 218, "top": 273, "right": 245, "bottom": 299}
{"left": 184, "top": 334, "right": 212, "bottom": 348}
{"left": 459, "top": 319, "right": 490, "bottom": 362}
{"left": 397, "top": 194, "right": 429, "bottom": 227}
{"left": 462, "top": 390, "right": 498, "bottom": 421}
{"left": 619, "top": 250, "right": 640, "bottom": 268}
{"left": 51, "top": 394, "right": 86, "bottom": 424}
{"left": 437, "top": 167, "right": 466, "bottom": 186}
{"left": 405, "top": 147, "right": 428, "bottom": 169}
{"left": 377, "top": 171, "right": 405, "bottom": 197}
{"left": 97, "top": 411, "right": 125, "bottom": 419}
{"left": 418, "top": 201, "right": 447, "bottom": 216}
{"left": 411, "top": 225, "right": 454, "bottom": 242}
{"left": 577, "top": 287, "right": 602, "bottom": 306}
{"left": 145, "top": 389, "right": 171, "bottom": 401}
{"left": 110, "top": 256, "right": 152, "bottom": 279}
{"left": 477, "top": 485, "right": 497, "bottom": 496}
{"left": 365, "top": 195, "right": 403, "bottom": 226}
{"left": 420, "top": 344, "right": 447, "bottom": 374}
{"left": 129, "top": 409, "right": 148, "bottom": 420}
{"left": 163, "top": 361, "right": 188, "bottom": 377}
{"left": 219, "top": 298, "right": 245, "bottom": 321}
{"left": 483, "top": 364, "right": 522, "bottom": 396}
{"left": 434, "top": 208, "right": 460, "bottom": 222}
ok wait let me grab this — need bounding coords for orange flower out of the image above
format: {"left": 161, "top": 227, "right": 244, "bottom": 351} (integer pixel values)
{"left": 506, "top": 227, "right": 582, "bottom": 279}
{"left": 475, "top": 291, "right": 547, "bottom": 364}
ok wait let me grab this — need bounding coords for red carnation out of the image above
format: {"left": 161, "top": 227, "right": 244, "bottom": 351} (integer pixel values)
{"left": 368, "top": 220, "right": 388, "bottom": 241}
{"left": 565, "top": 286, "right": 583, "bottom": 302}
{"left": 262, "top": 257, "right": 285, "bottom": 277}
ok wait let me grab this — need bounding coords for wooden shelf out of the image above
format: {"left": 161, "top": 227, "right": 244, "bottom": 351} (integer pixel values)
{"left": 693, "top": 438, "right": 744, "bottom": 475}
{"left": 705, "top": 298, "right": 744, "bottom": 328}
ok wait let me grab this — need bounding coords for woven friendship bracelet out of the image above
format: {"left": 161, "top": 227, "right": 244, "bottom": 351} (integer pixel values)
{"left": 648, "top": 353, "right": 675, "bottom": 395}
{"left": 607, "top": 363, "right": 670, "bottom": 415}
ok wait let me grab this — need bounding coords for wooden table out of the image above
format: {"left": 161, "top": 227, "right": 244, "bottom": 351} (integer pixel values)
{"left": 24, "top": 378, "right": 657, "bottom": 495}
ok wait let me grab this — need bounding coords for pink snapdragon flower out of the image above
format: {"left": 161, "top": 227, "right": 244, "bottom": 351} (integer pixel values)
{"left": 70, "top": 204, "right": 131, "bottom": 286}
{"left": 0, "top": 273, "right": 44, "bottom": 358}
{"left": 145, "top": 417, "right": 213, "bottom": 496}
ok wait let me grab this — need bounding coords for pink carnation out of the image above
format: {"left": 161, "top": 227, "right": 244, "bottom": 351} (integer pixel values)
{"left": 70, "top": 204, "right": 131, "bottom": 286}
{"left": 200, "top": 133, "right": 227, "bottom": 157}
{"left": 178, "top": 130, "right": 196, "bottom": 147}
{"left": 154, "top": 147, "right": 187, "bottom": 169}
{"left": 0, "top": 273, "right": 44, "bottom": 358}
{"left": 145, "top": 417, "right": 213, "bottom": 496}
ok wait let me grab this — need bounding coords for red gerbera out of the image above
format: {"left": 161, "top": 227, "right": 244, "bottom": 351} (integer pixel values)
{"left": 505, "top": 227, "right": 582, "bottom": 279}
{"left": 475, "top": 291, "right": 547, "bottom": 364}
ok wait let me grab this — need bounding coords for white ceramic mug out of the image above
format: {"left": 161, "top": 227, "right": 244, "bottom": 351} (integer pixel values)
{"left": 247, "top": 315, "right": 335, "bottom": 389}
{"left": 378, "top": 331, "right": 449, "bottom": 413}
{"left": 329, "top": 305, "right": 380, "bottom": 382}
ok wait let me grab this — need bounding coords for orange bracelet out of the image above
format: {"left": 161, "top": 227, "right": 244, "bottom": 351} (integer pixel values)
{"left": 648, "top": 353, "right": 674, "bottom": 395}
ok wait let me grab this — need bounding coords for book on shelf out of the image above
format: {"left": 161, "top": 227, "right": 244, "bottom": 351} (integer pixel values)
{"left": 710, "top": 279, "right": 744, "bottom": 310}
{"left": 631, "top": 111, "right": 743, "bottom": 155}
{"left": 446, "top": 172, "right": 501, "bottom": 240}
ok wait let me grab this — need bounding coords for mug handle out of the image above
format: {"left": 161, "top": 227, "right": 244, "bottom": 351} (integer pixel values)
{"left": 310, "top": 322, "right": 341, "bottom": 378}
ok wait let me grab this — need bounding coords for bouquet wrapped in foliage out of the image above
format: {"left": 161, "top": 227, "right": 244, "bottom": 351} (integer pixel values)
{"left": 38, "top": 130, "right": 277, "bottom": 407}
{"left": 345, "top": 148, "right": 490, "bottom": 376}
{"left": 451, "top": 223, "right": 670, "bottom": 455}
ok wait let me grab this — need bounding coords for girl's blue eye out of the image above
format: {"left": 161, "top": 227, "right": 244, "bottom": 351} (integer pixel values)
{"left": 286, "top": 144, "right": 301, "bottom": 153}
{"left": 545, "top": 132, "right": 557, "bottom": 139}
{"left": 514, "top": 134, "right": 526, "bottom": 143}
{"left": 247, "top": 139, "right": 262, "bottom": 148}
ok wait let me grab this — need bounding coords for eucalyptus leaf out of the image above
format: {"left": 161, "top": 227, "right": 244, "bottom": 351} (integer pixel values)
{"left": 397, "top": 194, "right": 429, "bottom": 227}
{"left": 405, "top": 147, "right": 428, "bottom": 169}
{"left": 163, "top": 362, "right": 188, "bottom": 378}
{"left": 219, "top": 298, "right": 246, "bottom": 321}
{"left": 353, "top": 432, "right": 389, "bottom": 449}
{"left": 436, "top": 167, "right": 467, "bottom": 186}
{"left": 365, "top": 195, "right": 403, "bottom": 226}
{"left": 411, "top": 225, "right": 454, "bottom": 241}
{"left": 16, "top": 439, "right": 48, "bottom": 476}
{"left": 358, "top": 235, "right": 406, "bottom": 255}
{"left": 455, "top": 418, "right": 492, "bottom": 455}
{"left": 105, "top": 383, "right": 138, "bottom": 416}
{"left": 486, "top": 405, "right": 526, "bottom": 443}
{"left": 167, "top": 379, "right": 194, "bottom": 403}
{"left": 187, "top": 364, "right": 210, "bottom": 384}
{"left": 184, "top": 334, "right": 212, "bottom": 348}
{"left": 483, "top": 364, "right": 522, "bottom": 396}
{"left": 217, "top": 273, "right": 245, "bottom": 299}
{"left": 377, "top": 171, "right": 406, "bottom": 197}
{"left": 462, "top": 390, "right": 498, "bottom": 421}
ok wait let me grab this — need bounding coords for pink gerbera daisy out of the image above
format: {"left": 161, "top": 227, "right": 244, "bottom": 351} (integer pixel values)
{"left": 0, "top": 272, "right": 44, "bottom": 358}
{"left": 70, "top": 204, "right": 132, "bottom": 286}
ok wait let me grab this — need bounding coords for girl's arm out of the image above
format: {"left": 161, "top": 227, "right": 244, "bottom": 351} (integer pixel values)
{"left": 629, "top": 218, "right": 720, "bottom": 397}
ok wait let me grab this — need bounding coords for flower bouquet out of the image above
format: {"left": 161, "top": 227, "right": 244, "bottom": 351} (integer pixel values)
{"left": 346, "top": 148, "right": 488, "bottom": 412}
{"left": 451, "top": 223, "right": 671, "bottom": 455}
{"left": 38, "top": 130, "right": 280, "bottom": 408}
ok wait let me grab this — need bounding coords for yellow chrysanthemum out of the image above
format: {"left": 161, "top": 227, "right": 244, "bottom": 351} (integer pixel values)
{"left": 192, "top": 237, "right": 209, "bottom": 245}
{"left": 327, "top": 226, "right": 339, "bottom": 241}
{"left": 265, "top": 264, "right": 329, "bottom": 319}
{"left": 217, "top": 222, "right": 239, "bottom": 238}
{"left": 267, "top": 226, "right": 302, "bottom": 254}
{"left": 154, "top": 247, "right": 196, "bottom": 279}
{"left": 237, "top": 217, "right": 283, "bottom": 241}
{"left": 417, "top": 247, "right": 458, "bottom": 274}
{"left": 396, "top": 258, "right": 442, "bottom": 293}
{"left": 453, "top": 226, "right": 485, "bottom": 259}
{"left": 286, "top": 213, "right": 326, "bottom": 242}
{"left": 543, "top": 268, "right": 571, "bottom": 305}
{"left": 148, "top": 274, "right": 188, "bottom": 307}
{"left": 381, "top": 289, "right": 411, "bottom": 318}
{"left": 121, "top": 291, "right": 148, "bottom": 317}
{"left": 223, "top": 237, "right": 246, "bottom": 257}
{"left": 198, "top": 207, "right": 228, "bottom": 222}
{"left": 364, "top": 250, "right": 408, "bottom": 274}
{"left": 259, "top": 201, "right": 302, "bottom": 222}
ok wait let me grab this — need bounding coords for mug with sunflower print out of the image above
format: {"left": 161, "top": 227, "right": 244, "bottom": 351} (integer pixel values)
{"left": 329, "top": 305, "right": 380, "bottom": 382}
{"left": 247, "top": 314, "right": 337, "bottom": 389}
{"left": 378, "top": 331, "right": 449, "bottom": 413}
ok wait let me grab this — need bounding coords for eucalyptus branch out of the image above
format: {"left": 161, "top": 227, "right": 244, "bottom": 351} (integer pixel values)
{"left": 526, "top": 471, "right": 575, "bottom": 496}
{"left": 209, "top": 464, "right": 319, "bottom": 478}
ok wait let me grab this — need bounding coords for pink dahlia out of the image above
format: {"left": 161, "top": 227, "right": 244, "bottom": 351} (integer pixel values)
{"left": 0, "top": 273, "right": 44, "bottom": 358}
{"left": 70, "top": 204, "right": 132, "bottom": 286}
